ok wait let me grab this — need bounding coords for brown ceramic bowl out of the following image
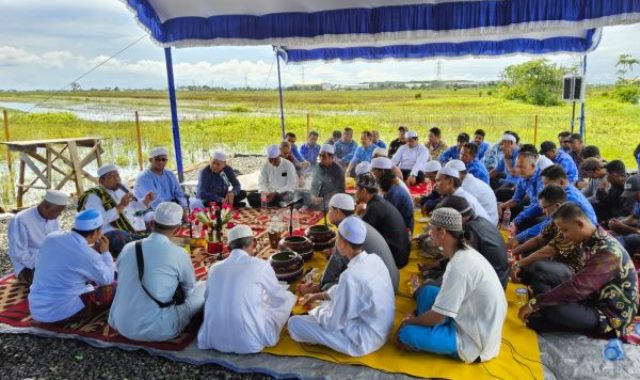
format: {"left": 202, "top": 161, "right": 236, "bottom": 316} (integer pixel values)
{"left": 278, "top": 236, "right": 314, "bottom": 261}
{"left": 305, "top": 225, "right": 336, "bottom": 243}
{"left": 269, "top": 251, "right": 304, "bottom": 282}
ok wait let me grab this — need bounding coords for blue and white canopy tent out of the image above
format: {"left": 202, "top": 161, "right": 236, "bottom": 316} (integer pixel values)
{"left": 122, "top": 0, "right": 640, "bottom": 179}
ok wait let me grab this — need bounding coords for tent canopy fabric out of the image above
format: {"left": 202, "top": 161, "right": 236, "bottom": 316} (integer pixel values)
{"left": 124, "top": 0, "right": 640, "bottom": 61}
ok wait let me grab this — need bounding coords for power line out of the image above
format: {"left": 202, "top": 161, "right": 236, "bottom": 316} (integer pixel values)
{"left": 27, "top": 34, "right": 148, "bottom": 112}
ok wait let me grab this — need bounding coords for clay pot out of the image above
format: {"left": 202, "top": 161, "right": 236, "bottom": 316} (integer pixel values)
{"left": 269, "top": 251, "right": 304, "bottom": 282}
{"left": 278, "top": 235, "right": 314, "bottom": 261}
{"left": 305, "top": 225, "right": 336, "bottom": 251}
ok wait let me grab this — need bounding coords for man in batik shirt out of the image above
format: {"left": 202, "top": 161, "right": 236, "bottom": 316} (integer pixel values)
{"left": 519, "top": 203, "right": 638, "bottom": 338}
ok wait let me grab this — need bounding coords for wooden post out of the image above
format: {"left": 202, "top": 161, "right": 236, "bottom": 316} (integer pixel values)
{"left": 135, "top": 111, "right": 143, "bottom": 170}
{"left": 67, "top": 141, "right": 84, "bottom": 196}
{"left": 3, "top": 110, "right": 11, "bottom": 173}
{"left": 306, "top": 113, "right": 311, "bottom": 137}
{"left": 17, "top": 159, "right": 25, "bottom": 208}
{"left": 533, "top": 115, "right": 539, "bottom": 146}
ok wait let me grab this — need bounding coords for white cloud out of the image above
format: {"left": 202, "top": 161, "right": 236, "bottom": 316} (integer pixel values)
{"left": 0, "top": 46, "right": 75, "bottom": 68}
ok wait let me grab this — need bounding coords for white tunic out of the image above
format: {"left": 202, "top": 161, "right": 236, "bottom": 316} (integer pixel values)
{"left": 108, "top": 233, "right": 205, "bottom": 342}
{"left": 391, "top": 144, "right": 430, "bottom": 176}
{"left": 7, "top": 207, "right": 60, "bottom": 276}
{"left": 197, "top": 249, "right": 296, "bottom": 353}
{"left": 432, "top": 248, "right": 507, "bottom": 363}
{"left": 258, "top": 159, "right": 298, "bottom": 193}
{"left": 28, "top": 231, "right": 115, "bottom": 323}
{"left": 82, "top": 186, "right": 147, "bottom": 233}
{"left": 462, "top": 174, "right": 499, "bottom": 225}
{"left": 288, "top": 251, "right": 395, "bottom": 357}
{"left": 453, "top": 187, "right": 492, "bottom": 224}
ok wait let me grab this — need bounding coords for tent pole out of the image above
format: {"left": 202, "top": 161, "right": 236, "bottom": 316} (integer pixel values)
{"left": 579, "top": 55, "right": 588, "bottom": 141}
{"left": 275, "top": 48, "right": 286, "bottom": 140}
{"left": 164, "top": 47, "right": 184, "bottom": 182}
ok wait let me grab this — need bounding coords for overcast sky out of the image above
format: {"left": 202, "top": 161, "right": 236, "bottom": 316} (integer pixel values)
{"left": 1, "top": 0, "right": 639, "bottom": 91}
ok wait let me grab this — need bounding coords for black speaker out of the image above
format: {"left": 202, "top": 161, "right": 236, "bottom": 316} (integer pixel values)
{"left": 562, "top": 75, "right": 585, "bottom": 102}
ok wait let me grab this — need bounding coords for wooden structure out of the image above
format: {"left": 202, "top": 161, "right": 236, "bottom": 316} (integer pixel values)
{"left": 0, "top": 137, "right": 104, "bottom": 208}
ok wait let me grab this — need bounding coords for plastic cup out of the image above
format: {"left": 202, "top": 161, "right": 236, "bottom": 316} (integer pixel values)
{"left": 515, "top": 287, "right": 528, "bottom": 305}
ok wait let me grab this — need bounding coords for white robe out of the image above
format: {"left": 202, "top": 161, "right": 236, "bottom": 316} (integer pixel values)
{"left": 197, "top": 249, "right": 296, "bottom": 353}
{"left": 28, "top": 231, "right": 115, "bottom": 323}
{"left": 288, "top": 251, "right": 395, "bottom": 357}
{"left": 462, "top": 173, "right": 499, "bottom": 225}
{"left": 7, "top": 207, "right": 60, "bottom": 276}
{"left": 391, "top": 144, "right": 430, "bottom": 177}
{"left": 108, "top": 233, "right": 205, "bottom": 342}
{"left": 82, "top": 186, "right": 148, "bottom": 233}
{"left": 258, "top": 159, "right": 298, "bottom": 193}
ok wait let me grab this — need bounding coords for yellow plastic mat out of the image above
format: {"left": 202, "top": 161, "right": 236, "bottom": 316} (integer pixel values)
{"left": 264, "top": 213, "right": 543, "bottom": 380}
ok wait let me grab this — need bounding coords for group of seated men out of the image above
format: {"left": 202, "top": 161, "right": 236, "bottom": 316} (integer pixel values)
{"left": 6, "top": 126, "right": 639, "bottom": 362}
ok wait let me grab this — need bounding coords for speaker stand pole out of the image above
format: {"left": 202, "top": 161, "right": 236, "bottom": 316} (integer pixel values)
{"left": 570, "top": 101, "right": 576, "bottom": 133}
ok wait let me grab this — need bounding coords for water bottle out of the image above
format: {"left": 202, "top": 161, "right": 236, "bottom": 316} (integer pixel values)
{"left": 292, "top": 209, "right": 301, "bottom": 235}
{"left": 603, "top": 338, "right": 624, "bottom": 361}
{"left": 502, "top": 208, "right": 511, "bottom": 229}
{"left": 260, "top": 192, "right": 268, "bottom": 209}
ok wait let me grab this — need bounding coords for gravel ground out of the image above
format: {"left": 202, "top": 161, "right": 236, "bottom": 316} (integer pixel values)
{"left": 0, "top": 156, "right": 280, "bottom": 380}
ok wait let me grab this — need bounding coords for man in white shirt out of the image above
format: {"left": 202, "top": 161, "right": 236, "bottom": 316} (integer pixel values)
{"left": 396, "top": 208, "right": 507, "bottom": 363}
{"left": 109, "top": 202, "right": 206, "bottom": 342}
{"left": 435, "top": 166, "right": 492, "bottom": 223}
{"left": 391, "top": 131, "right": 430, "bottom": 186}
{"left": 29, "top": 209, "right": 116, "bottom": 324}
{"left": 78, "top": 164, "right": 155, "bottom": 256}
{"left": 248, "top": 145, "right": 298, "bottom": 207}
{"left": 288, "top": 216, "right": 395, "bottom": 357}
{"left": 445, "top": 160, "right": 499, "bottom": 225}
{"left": 198, "top": 224, "right": 296, "bottom": 353}
{"left": 8, "top": 190, "right": 68, "bottom": 285}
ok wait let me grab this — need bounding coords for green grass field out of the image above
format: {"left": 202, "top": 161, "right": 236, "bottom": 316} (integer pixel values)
{"left": 0, "top": 87, "right": 638, "bottom": 184}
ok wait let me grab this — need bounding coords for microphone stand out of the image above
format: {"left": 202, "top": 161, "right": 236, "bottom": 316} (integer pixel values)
{"left": 183, "top": 187, "right": 193, "bottom": 238}
{"left": 289, "top": 201, "right": 295, "bottom": 236}
{"left": 318, "top": 182, "right": 327, "bottom": 226}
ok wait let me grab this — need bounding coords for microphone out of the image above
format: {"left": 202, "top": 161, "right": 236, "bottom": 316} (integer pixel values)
{"left": 117, "top": 184, "right": 138, "bottom": 202}
{"left": 283, "top": 197, "right": 304, "bottom": 208}
{"left": 318, "top": 181, "right": 324, "bottom": 198}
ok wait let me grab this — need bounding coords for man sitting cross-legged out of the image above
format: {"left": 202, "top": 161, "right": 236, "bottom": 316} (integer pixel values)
{"left": 198, "top": 224, "right": 296, "bottom": 353}
{"left": 518, "top": 203, "right": 638, "bottom": 338}
{"left": 288, "top": 216, "right": 395, "bottom": 357}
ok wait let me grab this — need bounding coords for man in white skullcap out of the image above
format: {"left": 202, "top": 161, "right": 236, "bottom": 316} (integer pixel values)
{"left": 135, "top": 147, "right": 187, "bottom": 210}
{"left": 78, "top": 164, "right": 154, "bottom": 255}
{"left": 445, "top": 159, "right": 499, "bottom": 225}
{"left": 396, "top": 207, "right": 507, "bottom": 363}
{"left": 371, "top": 157, "right": 415, "bottom": 231}
{"left": 198, "top": 224, "right": 296, "bottom": 353}
{"left": 289, "top": 216, "right": 395, "bottom": 357}
{"left": 247, "top": 144, "right": 298, "bottom": 207}
{"left": 489, "top": 133, "right": 520, "bottom": 200}
{"left": 29, "top": 209, "right": 116, "bottom": 323}
{"left": 109, "top": 202, "right": 206, "bottom": 342}
{"left": 299, "top": 193, "right": 399, "bottom": 295}
{"left": 391, "top": 131, "right": 431, "bottom": 186}
{"left": 309, "top": 143, "right": 344, "bottom": 209}
{"left": 419, "top": 160, "right": 444, "bottom": 215}
{"left": 374, "top": 146, "right": 408, "bottom": 182}
{"left": 8, "top": 190, "right": 68, "bottom": 285}
{"left": 196, "top": 151, "right": 246, "bottom": 208}
{"left": 435, "top": 166, "right": 493, "bottom": 223}
{"left": 355, "top": 161, "right": 371, "bottom": 176}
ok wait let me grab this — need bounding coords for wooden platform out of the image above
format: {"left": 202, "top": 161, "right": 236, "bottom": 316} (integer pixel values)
{"left": 0, "top": 137, "right": 104, "bottom": 208}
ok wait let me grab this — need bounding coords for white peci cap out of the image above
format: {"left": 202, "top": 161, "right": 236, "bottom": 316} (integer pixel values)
{"left": 153, "top": 202, "right": 183, "bottom": 226}
{"left": 97, "top": 164, "right": 118, "bottom": 178}
{"left": 319, "top": 143, "right": 335, "bottom": 155}
{"left": 44, "top": 190, "right": 69, "bottom": 206}
{"left": 355, "top": 161, "right": 371, "bottom": 176}
{"left": 438, "top": 166, "right": 460, "bottom": 179}
{"left": 328, "top": 193, "right": 355, "bottom": 211}
{"left": 213, "top": 151, "right": 227, "bottom": 161}
{"left": 228, "top": 224, "right": 254, "bottom": 242}
{"left": 501, "top": 134, "right": 517, "bottom": 143}
{"left": 405, "top": 131, "right": 418, "bottom": 139}
{"left": 373, "top": 147, "right": 387, "bottom": 157}
{"left": 371, "top": 157, "right": 393, "bottom": 170}
{"left": 266, "top": 145, "right": 280, "bottom": 159}
{"left": 338, "top": 216, "right": 367, "bottom": 245}
{"left": 423, "top": 160, "right": 442, "bottom": 173}
{"left": 445, "top": 159, "right": 466, "bottom": 172}
{"left": 150, "top": 147, "right": 169, "bottom": 158}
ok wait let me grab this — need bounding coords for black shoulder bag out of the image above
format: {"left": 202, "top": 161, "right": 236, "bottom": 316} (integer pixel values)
{"left": 135, "top": 241, "right": 185, "bottom": 308}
